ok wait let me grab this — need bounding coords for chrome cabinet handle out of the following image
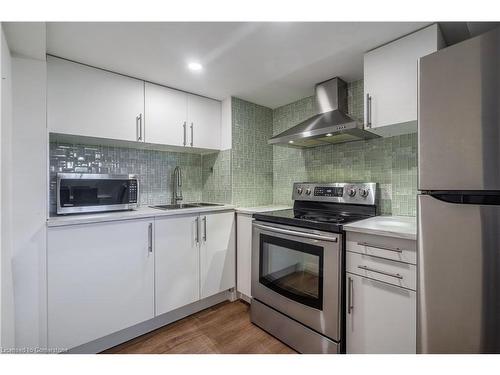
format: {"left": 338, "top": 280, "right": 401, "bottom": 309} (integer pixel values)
{"left": 136, "top": 114, "right": 143, "bottom": 141}
{"left": 358, "top": 241, "right": 404, "bottom": 253}
{"left": 183, "top": 121, "right": 187, "bottom": 146}
{"left": 253, "top": 223, "right": 338, "bottom": 242}
{"left": 148, "top": 223, "right": 153, "bottom": 254}
{"left": 357, "top": 265, "right": 403, "bottom": 279}
{"left": 348, "top": 277, "right": 354, "bottom": 314}
{"left": 140, "top": 113, "right": 144, "bottom": 141}
{"left": 366, "top": 93, "right": 372, "bottom": 128}
{"left": 202, "top": 216, "right": 207, "bottom": 242}
{"left": 195, "top": 217, "right": 200, "bottom": 244}
{"left": 190, "top": 122, "right": 194, "bottom": 147}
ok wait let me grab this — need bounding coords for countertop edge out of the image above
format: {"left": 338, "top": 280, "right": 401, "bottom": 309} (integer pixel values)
{"left": 235, "top": 206, "right": 291, "bottom": 214}
{"left": 47, "top": 205, "right": 236, "bottom": 228}
{"left": 343, "top": 216, "right": 417, "bottom": 241}
{"left": 343, "top": 225, "right": 416, "bottom": 241}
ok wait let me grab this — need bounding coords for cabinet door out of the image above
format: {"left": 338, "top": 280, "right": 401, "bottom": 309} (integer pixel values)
{"left": 364, "top": 24, "right": 440, "bottom": 132}
{"left": 47, "top": 56, "right": 144, "bottom": 142}
{"left": 48, "top": 219, "right": 154, "bottom": 350}
{"left": 236, "top": 213, "right": 253, "bottom": 298}
{"left": 155, "top": 214, "right": 200, "bottom": 315}
{"left": 200, "top": 211, "right": 235, "bottom": 298}
{"left": 346, "top": 273, "right": 416, "bottom": 354}
{"left": 187, "top": 94, "right": 221, "bottom": 149}
{"left": 144, "top": 82, "right": 188, "bottom": 146}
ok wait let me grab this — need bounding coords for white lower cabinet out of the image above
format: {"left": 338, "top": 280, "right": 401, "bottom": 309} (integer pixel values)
{"left": 155, "top": 211, "right": 235, "bottom": 315}
{"left": 47, "top": 219, "right": 155, "bottom": 350}
{"left": 155, "top": 215, "right": 200, "bottom": 316}
{"left": 236, "top": 213, "right": 253, "bottom": 299}
{"left": 346, "top": 273, "right": 416, "bottom": 354}
{"left": 48, "top": 210, "right": 235, "bottom": 350}
{"left": 200, "top": 211, "right": 236, "bottom": 298}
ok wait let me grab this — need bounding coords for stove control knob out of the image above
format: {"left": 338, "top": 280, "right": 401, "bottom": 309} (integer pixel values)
{"left": 305, "top": 188, "right": 312, "bottom": 195}
{"left": 296, "top": 187, "right": 303, "bottom": 195}
{"left": 348, "top": 188, "right": 357, "bottom": 197}
{"left": 359, "top": 188, "right": 369, "bottom": 198}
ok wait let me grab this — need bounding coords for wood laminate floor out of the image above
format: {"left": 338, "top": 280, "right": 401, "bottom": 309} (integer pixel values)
{"left": 102, "top": 300, "right": 297, "bottom": 354}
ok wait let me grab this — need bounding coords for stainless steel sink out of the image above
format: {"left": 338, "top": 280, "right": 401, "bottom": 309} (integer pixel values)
{"left": 150, "top": 203, "right": 199, "bottom": 210}
{"left": 150, "top": 202, "right": 223, "bottom": 210}
{"left": 190, "top": 202, "right": 223, "bottom": 207}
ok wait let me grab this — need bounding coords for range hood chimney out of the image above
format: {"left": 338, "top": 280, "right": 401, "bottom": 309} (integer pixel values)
{"left": 269, "top": 77, "right": 379, "bottom": 148}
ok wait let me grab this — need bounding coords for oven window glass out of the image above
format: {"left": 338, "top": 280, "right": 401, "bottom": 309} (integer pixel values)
{"left": 259, "top": 234, "right": 324, "bottom": 310}
{"left": 59, "top": 179, "right": 132, "bottom": 207}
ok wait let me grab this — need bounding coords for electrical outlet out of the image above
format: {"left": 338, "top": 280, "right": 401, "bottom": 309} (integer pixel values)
{"left": 381, "top": 184, "right": 392, "bottom": 200}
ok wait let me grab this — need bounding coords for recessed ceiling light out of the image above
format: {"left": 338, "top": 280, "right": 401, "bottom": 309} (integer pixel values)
{"left": 326, "top": 133, "right": 333, "bottom": 137}
{"left": 188, "top": 62, "right": 203, "bottom": 71}
{"left": 289, "top": 140, "right": 294, "bottom": 144}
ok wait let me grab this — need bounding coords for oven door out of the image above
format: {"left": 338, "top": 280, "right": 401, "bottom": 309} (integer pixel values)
{"left": 252, "top": 220, "right": 341, "bottom": 341}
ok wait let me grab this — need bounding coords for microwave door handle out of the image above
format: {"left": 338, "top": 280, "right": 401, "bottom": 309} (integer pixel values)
{"left": 253, "top": 223, "right": 338, "bottom": 242}
{"left": 118, "top": 183, "right": 127, "bottom": 203}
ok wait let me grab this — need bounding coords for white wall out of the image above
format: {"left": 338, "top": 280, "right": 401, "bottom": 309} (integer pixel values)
{"left": 0, "top": 25, "right": 2, "bottom": 350}
{"left": 9, "top": 56, "right": 47, "bottom": 351}
{"left": 2, "top": 22, "right": 46, "bottom": 61}
{"left": 1, "top": 23, "right": 14, "bottom": 351}
{"left": 1, "top": 22, "right": 47, "bottom": 352}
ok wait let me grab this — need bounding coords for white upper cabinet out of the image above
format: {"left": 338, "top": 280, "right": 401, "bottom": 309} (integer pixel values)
{"left": 48, "top": 56, "right": 223, "bottom": 150}
{"left": 363, "top": 24, "right": 444, "bottom": 136}
{"left": 47, "top": 56, "right": 145, "bottom": 142}
{"left": 200, "top": 211, "right": 236, "bottom": 299}
{"left": 187, "top": 93, "right": 221, "bottom": 150}
{"left": 145, "top": 84, "right": 222, "bottom": 149}
{"left": 144, "top": 82, "right": 188, "bottom": 147}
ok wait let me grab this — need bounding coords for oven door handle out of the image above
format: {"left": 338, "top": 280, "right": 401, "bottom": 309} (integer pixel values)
{"left": 253, "top": 223, "right": 338, "bottom": 242}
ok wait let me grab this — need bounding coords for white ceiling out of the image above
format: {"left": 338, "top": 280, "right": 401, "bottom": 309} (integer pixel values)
{"left": 46, "top": 22, "right": 429, "bottom": 108}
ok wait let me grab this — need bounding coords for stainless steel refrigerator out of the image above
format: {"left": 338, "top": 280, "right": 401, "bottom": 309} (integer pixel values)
{"left": 418, "top": 27, "right": 500, "bottom": 353}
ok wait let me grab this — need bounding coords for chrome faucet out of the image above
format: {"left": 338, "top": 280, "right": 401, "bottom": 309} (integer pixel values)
{"left": 173, "top": 166, "right": 183, "bottom": 203}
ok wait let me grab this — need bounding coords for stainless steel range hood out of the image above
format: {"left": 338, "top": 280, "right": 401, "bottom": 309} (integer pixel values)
{"left": 269, "top": 77, "right": 379, "bottom": 148}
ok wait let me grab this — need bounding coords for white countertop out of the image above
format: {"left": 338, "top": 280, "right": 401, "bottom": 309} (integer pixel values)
{"left": 343, "top": 216, "right": 417, "bottom": 240}
{"left": 235, "top": 205, "right": 291, "bottom": 214}
{"left": 47, "top": 204, "right": 236, "bottom": 227}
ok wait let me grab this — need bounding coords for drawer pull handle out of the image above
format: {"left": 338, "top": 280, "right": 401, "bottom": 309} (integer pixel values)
{"left": 357, "top": 265, "right": 403, "bottom": 280}
{"left": 358, "top": 242, "right": 403, "bottom": 253}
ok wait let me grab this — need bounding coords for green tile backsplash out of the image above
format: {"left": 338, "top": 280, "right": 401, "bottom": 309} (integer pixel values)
{"left": 49, "top": 141, "right": 203, "bottom": 215}
{"left": 201, "top": 149, "right": 232, "bottom": 204}
{"left": 231, "top": 97, "right": 274, "bottom": 207}
{"left": 272, "top": 80, "right": 417, "bottom": 216}
{"left": 202, "top": 97, "right": 274, "bottom": 207}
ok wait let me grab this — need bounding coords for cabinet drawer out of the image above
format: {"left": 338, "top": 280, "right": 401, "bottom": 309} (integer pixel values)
{"left": 346, "top": 251, "right": 416, "bottom": 290}
{"left": 346, "top": 232, "right": 416, "bottom": 265}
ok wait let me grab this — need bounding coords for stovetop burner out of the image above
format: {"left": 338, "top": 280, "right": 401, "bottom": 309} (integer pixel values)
{"left": 299, "top": 214, "right": 346, "bottom": 223}
{"left": 253, "top": 182, "right": 377, "bottom": 233}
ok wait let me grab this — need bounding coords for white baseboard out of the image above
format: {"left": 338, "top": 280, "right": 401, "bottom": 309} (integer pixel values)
{"left": 237, "top": 292, "right": 251, "bottom": 304}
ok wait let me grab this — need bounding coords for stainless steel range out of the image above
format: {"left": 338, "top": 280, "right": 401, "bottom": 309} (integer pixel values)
{"left": 251, "top": 182, "right": 377, "bottom": 354}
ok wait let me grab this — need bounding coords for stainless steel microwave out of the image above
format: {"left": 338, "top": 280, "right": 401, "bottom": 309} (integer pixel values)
{"left": 56, "top": 173, "right": 139, "bottom": 214}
